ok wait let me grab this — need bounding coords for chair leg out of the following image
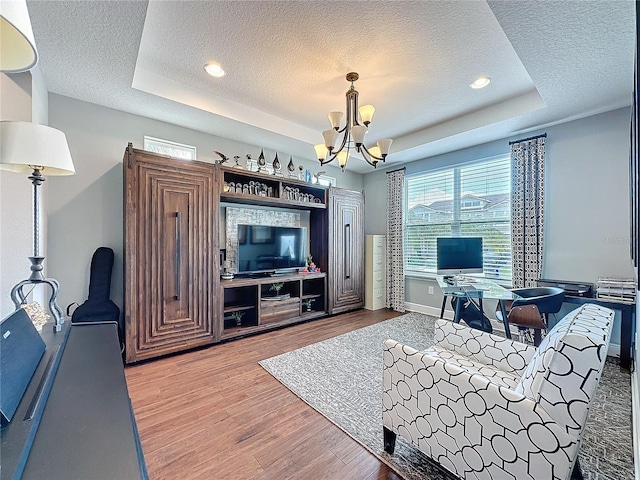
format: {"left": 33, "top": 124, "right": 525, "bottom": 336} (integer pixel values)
{"left": 383, "top": 427, "right": 396, "bottom": 454}
{"left": 570, "top": 458, "right": 583, "bottom": 480}
{"left": 533, "top": 328, "right": 542, "bottom": 347}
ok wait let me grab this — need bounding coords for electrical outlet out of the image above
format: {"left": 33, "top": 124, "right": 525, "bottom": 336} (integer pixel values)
{"left": 428, "top": 286, "right": 434, "bottom": 295}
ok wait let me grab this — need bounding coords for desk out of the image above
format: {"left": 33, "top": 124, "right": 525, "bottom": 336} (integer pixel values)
{"left": 437, "top": 276, "right": 519, "bottom": 338}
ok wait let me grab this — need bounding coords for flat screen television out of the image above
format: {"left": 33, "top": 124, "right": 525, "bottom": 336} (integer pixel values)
{"left": 436, "top": 237, "right": 483, "bottom": 275}
{"left": 236, "top": 224, "right": 307, "bottom": 274}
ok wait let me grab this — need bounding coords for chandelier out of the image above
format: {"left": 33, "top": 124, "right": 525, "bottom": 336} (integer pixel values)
{"left": 314, "top": 72, "right": 392, "bottom": 172}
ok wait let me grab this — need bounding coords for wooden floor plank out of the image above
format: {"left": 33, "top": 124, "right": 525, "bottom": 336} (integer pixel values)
{"left": 126, "top": 309, "right": 400, "bottom": 479}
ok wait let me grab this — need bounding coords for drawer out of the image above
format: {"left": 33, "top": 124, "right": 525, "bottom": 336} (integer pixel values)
{"left": 260, "top": 297, "right": 300, "bottom": 324}
{"left": 372, "top": 237, "right": 385, "bottom": 249}
{"left": 372, "top": 254, "right": 385, "bottom": 268}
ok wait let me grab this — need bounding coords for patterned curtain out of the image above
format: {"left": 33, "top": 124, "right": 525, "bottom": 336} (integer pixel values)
{"left": 510, "top": 135, "right": 546, "bottom": 288}
{"left": 386, "top": 169, "right": 405, "bottom": 312}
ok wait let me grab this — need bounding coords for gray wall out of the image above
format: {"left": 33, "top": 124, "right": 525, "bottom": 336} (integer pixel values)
{"left": 44, "top": 94, "right": 363, "bottom": 316}
{"left": 363, "top": 107, "right": 633, "bottom": 346}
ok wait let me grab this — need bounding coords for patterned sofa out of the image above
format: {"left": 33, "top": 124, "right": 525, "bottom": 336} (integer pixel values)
{"left": 382, "top": 304, "right": 614, "bottom": 480}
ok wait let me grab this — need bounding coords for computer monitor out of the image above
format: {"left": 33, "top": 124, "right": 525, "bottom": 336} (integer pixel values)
{"left": 436, "top": 237, "right": 483, "bottom": 275}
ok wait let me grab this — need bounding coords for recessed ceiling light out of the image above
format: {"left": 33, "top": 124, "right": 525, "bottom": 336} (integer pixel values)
{"left": 470, "top": 77, "right": 491, "bottom": 89}
{"left": 204, "top": 62, "right": 225, "bottom": 78}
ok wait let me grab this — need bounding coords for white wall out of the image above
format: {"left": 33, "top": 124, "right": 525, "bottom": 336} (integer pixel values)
{"left": 363, "top": 107, "right": 634, "bottom": 347}
{"left": 44, "top": 94, "right": 363, "bottom": 315}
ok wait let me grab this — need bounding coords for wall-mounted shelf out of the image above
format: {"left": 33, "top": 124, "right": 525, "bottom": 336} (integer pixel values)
{"left": 220, "top": 166, "right": 327, "bottom": 209}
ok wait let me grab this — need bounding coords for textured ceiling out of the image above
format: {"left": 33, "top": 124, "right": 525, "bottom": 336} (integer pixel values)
{"left": 26, "top": 0, "right": 635, "bottom": 173}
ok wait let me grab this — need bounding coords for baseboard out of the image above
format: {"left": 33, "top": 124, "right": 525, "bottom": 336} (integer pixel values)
{"left": 404, "top": 302, "right": 451, "bottom": 319}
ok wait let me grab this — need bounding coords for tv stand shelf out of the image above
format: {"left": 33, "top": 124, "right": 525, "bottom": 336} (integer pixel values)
{"left": 221, "top": 272, "right": 327, "bottom": 339}
{"left": 222, "top": 303, "right": 254, "bottom": 314}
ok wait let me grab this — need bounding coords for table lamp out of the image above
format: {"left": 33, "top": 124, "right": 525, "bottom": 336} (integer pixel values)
{"left": 0, "top": 121, "right": 75, "bottom": 331}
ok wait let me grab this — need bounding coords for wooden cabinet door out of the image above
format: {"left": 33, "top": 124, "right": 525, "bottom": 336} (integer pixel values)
{"left": 124, "top": 146, "right": 217, "bottom": 363}
{"left": 328, "top": 188, "right": 365, "bottom": 314}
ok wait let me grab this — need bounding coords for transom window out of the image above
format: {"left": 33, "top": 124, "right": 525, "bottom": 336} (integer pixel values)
{"left": 143, "top": 136, "right": 196, "bottom": 160}
{"left": 404, "top": 155, "right": 512, "bottom": 281}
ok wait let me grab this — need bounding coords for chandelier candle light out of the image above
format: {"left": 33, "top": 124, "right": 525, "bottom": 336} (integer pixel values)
{"left": 315, "top": 72, "right": 392, "bottom": 172}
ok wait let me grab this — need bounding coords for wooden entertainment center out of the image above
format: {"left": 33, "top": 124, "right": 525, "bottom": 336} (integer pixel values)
{"left": 123, "top": 145, "right": 364, "bottom": 363}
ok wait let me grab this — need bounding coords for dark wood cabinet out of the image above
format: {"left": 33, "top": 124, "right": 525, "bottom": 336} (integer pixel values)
{"left": 123, "top": 148, "right": 361, "bottom": 362}
{"left": 124, "top": 145, "right": 217, "bottom": 363}
{"left": 328, "top": 188, "right": 365, "bottom": 314}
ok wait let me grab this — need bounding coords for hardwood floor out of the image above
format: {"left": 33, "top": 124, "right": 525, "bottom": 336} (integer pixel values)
{"left": 125, "top": 309, "right": 403, "bottom": 480}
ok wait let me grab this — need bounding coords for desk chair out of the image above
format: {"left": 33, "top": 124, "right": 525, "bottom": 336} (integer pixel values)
{"left": 496, "top": 287, "right": 565, "bottom": 346}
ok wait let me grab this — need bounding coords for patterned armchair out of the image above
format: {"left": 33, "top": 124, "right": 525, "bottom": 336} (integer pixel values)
{"left": 383, "top": 304, "right": 614, "bottom": 480}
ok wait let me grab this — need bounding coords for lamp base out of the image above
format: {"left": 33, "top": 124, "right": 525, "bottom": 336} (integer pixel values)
{"left": 10, "top": 274, "right": 64, "bottom": 333}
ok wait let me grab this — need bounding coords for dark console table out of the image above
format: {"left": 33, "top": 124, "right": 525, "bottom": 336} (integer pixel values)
{"left": 1, "top": 320, "right": 147, "bottom": 479}
{"left": 562, "top": 296, "right": 635, "bottom": 372}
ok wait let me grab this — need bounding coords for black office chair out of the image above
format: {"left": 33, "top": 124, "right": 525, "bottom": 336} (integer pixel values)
{"left": 496, "top": 287, "right": 565, "bottom": 346}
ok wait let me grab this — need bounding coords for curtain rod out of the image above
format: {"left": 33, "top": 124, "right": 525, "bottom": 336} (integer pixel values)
{"left": 386, "top": 167, "right": 406, "bottom": 174}
{"left": 509, "top": 133, "right": 547, "bottom": 145}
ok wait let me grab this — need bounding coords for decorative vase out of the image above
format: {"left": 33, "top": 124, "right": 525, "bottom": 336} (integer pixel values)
{"left": 288, "top": 156, "right": 296, "bottom": 178}
{"left": 273, "top": 153, "right": 283, "bottom": 176}
{"left": 257, "top": 148, "right": 268, "bottom": 173}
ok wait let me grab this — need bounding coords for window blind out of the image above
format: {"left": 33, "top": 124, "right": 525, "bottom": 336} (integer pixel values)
{"left": 404, "top": 156, "right": 512, "bottom": 280}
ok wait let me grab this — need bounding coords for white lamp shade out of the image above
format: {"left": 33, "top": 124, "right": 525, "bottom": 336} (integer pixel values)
{"left": 0, "top": 121, "right": 75, "bottom": 175}
{"left": 328, "top": 111, "right": 343, "bottom": 130}
{"left": 0, "top": 0, "right": 38, "bottom": 73}
{"left": 368, "top": 145, "right": 382, "bottom": 159}
{"left": 351, "top": 125, "right": 367, "bottom": 145}
{"left": 377, "top": 138, "right": 393, "bottom": 155}
{"left": 337, "top": 150, "right": 349, "bottom": 169}
{"left": 322, "top": 129, "right": 339, "bottom": 150}
{"left": 313, "top": 143, "right": 329, "bottom": 161}
{"left": 358, "top": 104, "right": 375, "bottom": 124}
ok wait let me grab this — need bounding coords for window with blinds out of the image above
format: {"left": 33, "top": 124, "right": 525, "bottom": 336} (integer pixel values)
{"left": 405, "top": 156, "right": 512, "bottom": 281}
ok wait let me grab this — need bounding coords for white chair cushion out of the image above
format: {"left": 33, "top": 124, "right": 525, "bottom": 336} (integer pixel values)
{"left": 427, "top": 345, "right": 521, "bottom": 389}
{"left": 433, "top": 318, "right": 537, "bottom": 376}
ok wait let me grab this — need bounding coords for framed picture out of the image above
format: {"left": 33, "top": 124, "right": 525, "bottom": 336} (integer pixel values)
{"left": 251, "top": 225, "right": 274, "bottom": 244}
{"left": 238, "top": 225, "right": 247, "bottom": 244}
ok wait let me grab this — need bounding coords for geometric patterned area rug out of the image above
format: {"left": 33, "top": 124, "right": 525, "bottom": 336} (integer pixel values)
{"left": 259, "top": 312, "right": 634, "bottom": 480}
